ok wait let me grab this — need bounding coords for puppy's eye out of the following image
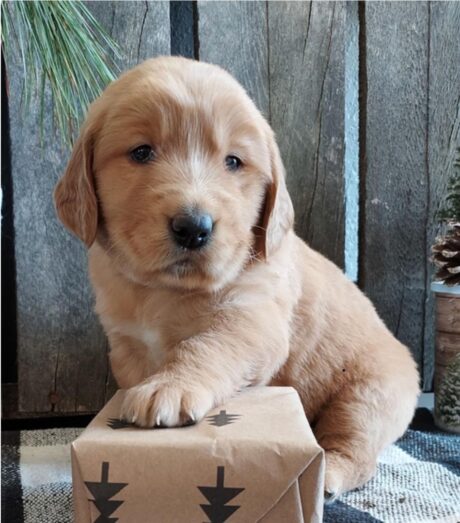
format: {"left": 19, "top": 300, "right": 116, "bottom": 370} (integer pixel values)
{"left": 225, "top": 155, "right": 242, "bottom": 171}
{"left": 130, "top": 144, "right": 155, "bottom": 164}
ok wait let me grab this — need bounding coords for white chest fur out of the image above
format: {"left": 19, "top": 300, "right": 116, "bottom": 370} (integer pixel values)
{"left": 109, "top": 321, "right": 165, "bottom": 368}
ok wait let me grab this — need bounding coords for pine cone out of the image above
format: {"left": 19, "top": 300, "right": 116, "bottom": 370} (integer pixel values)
{"left": 432, "top": 222, "right": 460, "bottom": 286}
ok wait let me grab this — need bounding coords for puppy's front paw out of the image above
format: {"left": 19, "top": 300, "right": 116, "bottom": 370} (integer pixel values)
{"left": 120, "top": 374, "right": 215, "bottom": 428}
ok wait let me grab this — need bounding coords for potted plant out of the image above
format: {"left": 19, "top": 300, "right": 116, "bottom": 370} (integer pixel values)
{"left": 431, "top": 148, "right": 460, "bottom": 433}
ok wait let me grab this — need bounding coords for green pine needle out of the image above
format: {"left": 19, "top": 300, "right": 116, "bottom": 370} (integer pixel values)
{"left": 1, "top": 0, "right": 120, "bottom": 146}
{"left": 438, "top": 147, "right": 460, "bottom": 223}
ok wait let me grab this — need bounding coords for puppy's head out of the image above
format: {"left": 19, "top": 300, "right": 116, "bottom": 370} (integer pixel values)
{"left": 54, "top": 57, "right": 293, "bottom": 291}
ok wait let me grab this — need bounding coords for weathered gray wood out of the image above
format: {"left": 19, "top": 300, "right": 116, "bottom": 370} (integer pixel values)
{"left": 361, "top": 2, "right": 429, "bottom": 376}
{"left": 424, "top": 2, "right": 460, "bottom": 390}
{"left": 170, "top": 1, "right": 195, "bottom": 58}
{"left": 10, "top": 64, "right": 109, "bottom": 412}
{"left": 12, "top": 1, "right": 170, "bottom": 413}
{"left": 88, "top": 1, "right": 170, "bottom": 72}
{"left": 268, "top": 1, "right": 346, "bottom": 267}
{"left": 198, "top": 1, "right": 346, "bottom": 267}
{"left": 197, "top": 0, "right": 269, "bottom": 116}
{"left": 344, "top": 1, "right": 360, "bottom": 281}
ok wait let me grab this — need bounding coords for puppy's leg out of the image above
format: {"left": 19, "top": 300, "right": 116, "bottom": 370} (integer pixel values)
{"left": 108, "top": 333, "right": 153, "bottom": 389}
{"left": 315, "top": 394, "right": 378, "bottom": 501}
{"left": 314, "top": 379, "right": 418, "bottom": 500}
{"left": 121, "top": 305, "right": 290, "bottom": 427}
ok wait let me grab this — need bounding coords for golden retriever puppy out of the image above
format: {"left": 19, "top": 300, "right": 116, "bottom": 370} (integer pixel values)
{"left": 54, "top": 56, "right": 419, "bottom": 498}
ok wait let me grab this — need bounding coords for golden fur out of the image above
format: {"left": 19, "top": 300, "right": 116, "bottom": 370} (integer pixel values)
{"left": 54, "top": 56, "right": 420, "bottom": 498}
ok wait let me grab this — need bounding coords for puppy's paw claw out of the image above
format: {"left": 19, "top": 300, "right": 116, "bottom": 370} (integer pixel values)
{"left": 121, "top": 375, "right": 214, "bottom": 428}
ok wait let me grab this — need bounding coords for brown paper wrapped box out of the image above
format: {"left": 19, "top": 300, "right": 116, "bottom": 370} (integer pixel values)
{"left": 71, "top": 386, "right": 325, "bottom": 523}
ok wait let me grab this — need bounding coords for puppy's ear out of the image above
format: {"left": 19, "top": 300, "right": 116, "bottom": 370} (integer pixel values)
{"left": 54, "top": 126, "right": 98, "bottom": 247}
{"left": 255, "top": 129, "right": 294, "bottom": 258}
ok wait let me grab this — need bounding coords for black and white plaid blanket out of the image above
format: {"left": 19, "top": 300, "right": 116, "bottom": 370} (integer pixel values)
{"left": 2, "top": 409, "right": 459, "bottom": 523}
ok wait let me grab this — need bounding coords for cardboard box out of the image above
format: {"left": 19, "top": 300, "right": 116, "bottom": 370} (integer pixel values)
{"left": 71, "top": 386, "right": 324, "bottom": 522}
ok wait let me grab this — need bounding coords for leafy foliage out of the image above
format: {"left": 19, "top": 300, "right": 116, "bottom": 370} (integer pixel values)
{"left": 1, "top": 0, "right": 120, "bottom": 145}
{"left": 436, "top": 353, "right": 460, "bottom": 429}
{"left": 438, "top": 148, "right": 460, "bottom": 223}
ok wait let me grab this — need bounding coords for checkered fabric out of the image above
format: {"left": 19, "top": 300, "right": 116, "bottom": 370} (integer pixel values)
{"left": 2, "top": 409, "right": 459, "bottom": 523}
{"left": 324, "top": 418, "right": 460, "bottom": 523}
{"left": 2, "top": 428, "right": 82, "bottom": 523}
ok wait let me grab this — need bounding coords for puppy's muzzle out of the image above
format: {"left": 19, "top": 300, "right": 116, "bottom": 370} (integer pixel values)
{"left": 170, "top": 211, "right": 213, "bottom": 250}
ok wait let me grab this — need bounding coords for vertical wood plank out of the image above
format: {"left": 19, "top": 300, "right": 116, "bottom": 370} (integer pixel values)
{"left": 198, "top": 1, "right": 346, "bottom": 267}
{"left": 10, "top": 66, "right": 108, "bottom": 412}
{"left": 268, "top": 1, "right": 346, "bottom": 267}
{"left": 424, "top": 2, "right": 460, "bottom": 389}
{"left": 88, "top": 1, "right": 170, "bottom": 72}
{"left": 344, "top": 1, "right": 360, "bottom": 281}
{"left": 12, "top": 1, "right": 170, "bottom": 413}
{"left": 197, "top": 0, "right": 269, "bottom": 115}
{"left": 170, "top": 1, "right": 195, "bottom": 59}
{"left": 361, "top": 2, "right": 429, "bottom": 374}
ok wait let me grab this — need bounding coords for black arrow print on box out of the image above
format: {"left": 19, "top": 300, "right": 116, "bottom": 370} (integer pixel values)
{"left": 85, "top": 462, "right": 128, "bottom": 523}
{"left": 107, "top": 418, "right": 135, "bottom": 430}
{"left": 198, "top": 466, "right": 244, "bottom": 523}
{"left": 109, "top": 411, "right": 241, "bottom": 430}
{"left": 206, "top": 410, "right": 241, "bottom": 427}
{"left": 107, "top": 418, "right": 190, "bottom": 430}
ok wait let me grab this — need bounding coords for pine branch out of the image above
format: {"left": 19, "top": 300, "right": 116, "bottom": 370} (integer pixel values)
{"left": 1, "top": 0, "right": 120, "bottom": 146}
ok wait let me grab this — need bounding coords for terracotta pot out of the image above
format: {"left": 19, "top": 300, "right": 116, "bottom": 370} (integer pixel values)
{"left": 431, "top": 282, "right": 460, "bottom": 434}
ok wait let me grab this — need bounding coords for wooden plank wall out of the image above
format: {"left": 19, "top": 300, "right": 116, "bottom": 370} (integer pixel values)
{"left": 198, "top": 1, "right": 346, "bottom": 267}
{"left": 362, "top": 2, "right": 430, "bottom": 382}
{"left": 361, "top": 1, "right": 460, "bottom": 389}
{"left": 5, "top": 1, "right": 459, "bottom": 414}
{"left": 8, "top": 45, "right": 108, "bottom": 413}
{"left": 268, "top": 2, "right": 346, "bottom": 267}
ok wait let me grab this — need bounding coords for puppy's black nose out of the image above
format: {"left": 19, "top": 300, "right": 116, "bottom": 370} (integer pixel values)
{"left": 170, "top": 212, "right": 213, "bottom": 249}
